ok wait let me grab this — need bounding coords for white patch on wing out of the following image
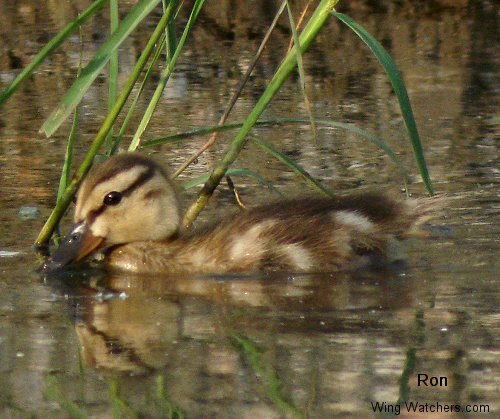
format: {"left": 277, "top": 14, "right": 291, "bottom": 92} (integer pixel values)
{"left": 189, "top": 248, "right": 209, "bottom": 268}
{"left": 334, "top": 210, "right": 375, "bottom": 233}
{"left": 280, "top": 243, "right": 314, "bottom": 270}
{"left": 229, "top": 221, "right": 274, "bottom": 261}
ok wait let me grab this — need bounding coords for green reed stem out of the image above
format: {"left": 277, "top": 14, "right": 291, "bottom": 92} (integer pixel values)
{"left": 108, "top": 0, "right": 179, "bottom": 154}
{"left": 56, "top": 27, "right": 84, "bottom": 203}
{"left": 182, "top": 0, "right": 340, "bottom": 228}
{"left": 35, "top": 7, "right": 174, "bottom": 246}
{"left": 172, "top": 0, "right": 287, "bottom": 178}
{"left": 110, "top": 33, "right": 168, "bottom": 154}
{"left": 251, "top": 135, "right": 332, "bottom": 196}
{"left": 142, "top": 117, "right": 407, "bottom": 177}
{"left": 286, "top": 1, "right": 317, "bottom": 138}
{"left": 181, "top": 167, "right": 280, "bottom": 195}
{"left": 105, "top": 0, "right": 120, "bottom": 153}
{"left": 40, "top": 0, "right": 161, "bottom": 137}
{"left": 0, "top": 0, "right": 107, "bottom": 105}
{"left": 163, "top": 0, "right": 178, "bottom": 60}
{"left": 128, "top": 0, "right": 205, "bottom": 151}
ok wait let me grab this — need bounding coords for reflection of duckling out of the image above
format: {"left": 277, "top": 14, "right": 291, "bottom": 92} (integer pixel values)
{"left": 49, "top": 153, "right": 438, "bottom": 274}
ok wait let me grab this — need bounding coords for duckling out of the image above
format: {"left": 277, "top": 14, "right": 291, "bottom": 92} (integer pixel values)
{"left": 48, "top": 153, "right": 438, "bottom": 274}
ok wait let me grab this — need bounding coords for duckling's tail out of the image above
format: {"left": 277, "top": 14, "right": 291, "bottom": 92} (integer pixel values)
{"left": 401, "top": 194, "right": 448, "bottom": 236}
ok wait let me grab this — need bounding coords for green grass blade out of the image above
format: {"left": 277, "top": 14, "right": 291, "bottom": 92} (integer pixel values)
{"left": 105, "top": 0, "right": 120, "bottom": 153}
{"left": 163, "top": 0, "right": 178, "bottom": 60}
{"left": 181, "top": 168, "right": 281, "bottom": 195}
{"left": 128, "top": 0, "right": 206, "bottom": 151}
{"left": 35, "top": 7, "right": 173, "bottom": 246}
{"left": 304, "top": 118, "right": 407, "bottom": 176}
{"left": 141, "top": 122, "right": 247, "bottom": 147}
{"left": 183, "top": 0, "right": 340, "bottom": 227}
{"left": 110, "top": 33, "right": 168, "bottom": 154}
{"left": 111, "top": 0, "right": 176, "bottom": 153}
{"left": 251, "top": 135, "right": 332, "bottom": 196}
{"left": 286, "top": 1, "right": 317, "bottom": 138}
{"left": 332, "top": 12, "right": 433, "bottom": 195}
{"left": 172, "top": 0, "right": 287, "bottom": 178}
{"left": 56, "top": 108, "right": 78, "bottom": 201}
{"left": 142, "top": 117, "right": 407, "bottom": 176}
{"left": 0, "top": 0, "right": 107, "bottom": 106}
{"left": 56, "top": 28, "right": 84, "bottom": 203}
{"left": 40, "top": 0, "right": 161, "bottom": 137}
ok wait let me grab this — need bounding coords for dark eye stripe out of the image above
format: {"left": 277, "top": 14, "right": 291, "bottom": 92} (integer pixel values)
{"left": 121, "top": 165, "right": 156, "bottom": 197}
{"left": 93, "top": 159, "right": 149, "bottom": 188}
{"left": 86, "top": 166, "right": 156, "bottom": 227}
{"left": 91, "top": 153, "right": 167, "bottom": 189}
{"left": 87, "top": 205, "right": 106, "bottom": 226}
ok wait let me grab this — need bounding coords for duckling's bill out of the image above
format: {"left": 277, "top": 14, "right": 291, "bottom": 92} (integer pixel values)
{"left": 47, "top": 222, "right": 104, "bottom": 269}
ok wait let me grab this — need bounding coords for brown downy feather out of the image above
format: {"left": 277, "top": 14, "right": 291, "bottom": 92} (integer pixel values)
{"left": 108, "top": 192, "right": 444, "bottom": 274}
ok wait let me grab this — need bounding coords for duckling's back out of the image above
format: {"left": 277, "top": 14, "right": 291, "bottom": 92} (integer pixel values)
{"left": 108, "top": 192, "right": 440, "bottom": 274}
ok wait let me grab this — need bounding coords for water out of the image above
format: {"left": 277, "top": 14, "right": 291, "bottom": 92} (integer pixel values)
{"left": 0, "top": 1, "right": 498, "bottom": 418}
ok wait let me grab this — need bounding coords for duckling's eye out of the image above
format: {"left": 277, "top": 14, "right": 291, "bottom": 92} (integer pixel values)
{"left": 103, "top": 191, "right": 122, "bottom": 206}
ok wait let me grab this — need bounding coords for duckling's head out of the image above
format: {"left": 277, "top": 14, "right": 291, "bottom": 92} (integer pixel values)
{"left": 50, "top": 153, "right": 180, "bottom": 266}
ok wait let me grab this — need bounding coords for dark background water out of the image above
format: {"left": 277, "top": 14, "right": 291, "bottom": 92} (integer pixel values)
{"left": 0, "top": 1, "right": 498, "bottom": 417}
